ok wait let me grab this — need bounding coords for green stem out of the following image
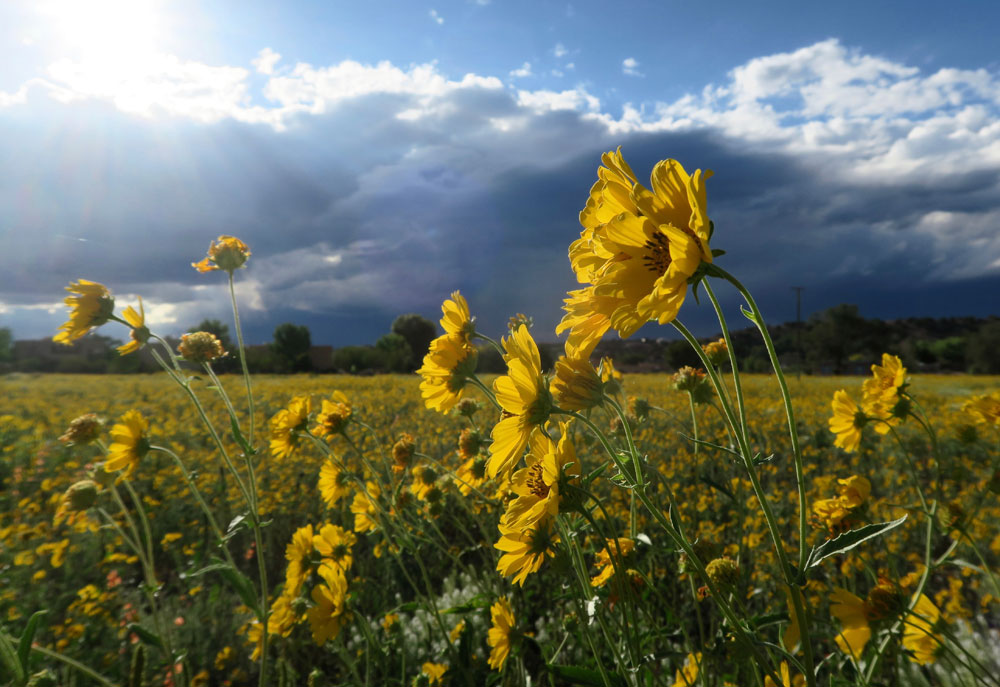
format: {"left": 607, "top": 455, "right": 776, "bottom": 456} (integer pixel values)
{"left": 229, "top": 273, "right": 256, "bottom": 446}
{"left": 703, "top": 279, "right": 748, "bottom": 441}
{"left": 473, "top": 331, "right": 506, "bottom": 357}
{"left": 687, "top": 392, "right": 699, "bottom": 456}
{"left": 468, "top": 374, "right": 502, "bottom": 411}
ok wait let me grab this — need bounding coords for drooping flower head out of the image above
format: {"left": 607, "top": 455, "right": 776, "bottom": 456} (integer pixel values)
{"left": 307, "top": 563, "right": 348, "bottom": 645}
{"left": 59, "top": 413, "right": 104, "bottom": 445}
{"left": 105, "top": 410, "right": 151, "bottom": 476}
{"left": 54, "top": 280, "right": 115, "bottom": 345}
{"left": 351, "top": 481, "right": 382, "bottom": 534}
{"left": 489, "top": 325, "right": 552, "bottom": 479}
{"left": 54, "top": 480, "right": 100, "bottom": 527}
{"left": 487, "top": 596, "right": 516, "bottom": 671}
{"left": 192, "top": 235, "right": 251, "bottom": 274}
{"left": 178, "top": 331, "right": 227, "bottom": 363}
{"left": 270, "top": 395, "right": 313, "bottom": 459}
{"left": 391, "top": 433, "right": 416, "bottom": 474}
{"left": 862, "top": 353, "right": 908, "bottom": 433}
{"left": 495, "top": 516, "right": 559, "bottom": 586}
{"left": 284, "top": 524, "right": 315, "bottom": 597}
{"left": 117, "top": 297, "right": 150, "bottom": 355}
{"left": 550, "top": 353, "right": 604, "bottom": 411}
{"left": 313, "top": 392, "right": 352, "bottom": 439}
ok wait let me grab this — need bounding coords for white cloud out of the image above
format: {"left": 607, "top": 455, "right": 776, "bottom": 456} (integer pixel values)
{"left": 429, "top": 9, "right": 444, "bottom": 24}
{"left": 517, "top": 87, "right": 600, "bottom": 113}
{"left": 622, "top": 57, "right": 642, "bottom": 77}
{"left": 252, "top": 47, "right": 281, "bottom": 75}
{"left": 565, "top": 62, "right": 575, "bottom": 71}
{"left": 509, "top": 62, "right": 532, "bottom": 78}
{"left": 553, "top": 43, "right": 568, "bottom": 58}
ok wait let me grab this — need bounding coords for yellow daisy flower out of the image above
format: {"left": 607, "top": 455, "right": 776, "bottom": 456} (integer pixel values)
{"left": 830, "top": 587, "right": 872, "bottom": 660}
{"left": 307, "top": 563, "right": 348, "bottom": 645}
{"left": 550, "top": 353, "right": 604, "bottom": 411}
{"left": 495, "top": 517, "right": 559, "bottom": 586}
{"left": 54, "top": 279, "right": 115, "bottom": 345}
{"left": 313, "top": 523, "right": 356, "bottom": 573}
{"left": 420, "top": 663, "right": 448, "bottom": 686}
{"left": 591, "top": 537, "right": 635, "bottom": 588}
{"left": 417, "top": 333, "right": 478, "bottom": 413}
{"left": 314, "top": 391, "right": 352, "bottom": 439}
{"left": 674, "top": 652, "right": 702, "bottom": 687}
{"left": 501, "top": 425, "right": 579, "bottom": 532}
{"left": 489, "top": 325, "right": 552, "bottom": 479}
{"left": 439, "top": 290, "right": 474, "bottom": 340}
{"left": 963, "top": 391, "right": 1000, "bottom": 428}
{"left": 284, "top": 524, "right": 314, "bottom": 597}
{"left": 104, "top": 410, "right": 150, "bottom": 476}
{"left": 487, "top": 596, "right": 515, "bottom": 671}
{"left": 116, "top": 297, "right": 150, "bottom": 355}
{"left": 269, "top": 395, "right": 313, "bottom": 459}
{"left": 318, "top": 460, "right": 352, "bottom": 508}
{"left": 764, "top": 662, "right": 805, "bottom": 687}
{"left": 829, "top": 390, "right": 866, "bottom": 452}
{"left": 902, "top": 594, "right": 942, "bottom": 665}
{"left": 862, "top": 353, "right": 907, "bottom": 433}
{"left": 192, "top": 235, "right": 251, "bottom": 273}
{"left": 351, "top": 481, "right": 381, "bottom": 533}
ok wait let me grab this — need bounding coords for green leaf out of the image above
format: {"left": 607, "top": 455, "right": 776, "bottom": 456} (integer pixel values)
{"left": 441, "top": 597, "right": 489, "bottom": 614}
{"left": 229, "top": 418, "right": 255, "bottom": 456}
{"left": 17, "top": 611, "right": 46, "bottom": 672}
{"left": 806, "top": 515, "right": 908, "bottom": 569}
{"left": 740, "top": 305, "right": 759, "bottom": 325}
{"left": 188, "top": 560, "right": 261, "bottom": 617}
{"left": 711, "top": 248, "right": 726, "bottom": 258}
{"left": 0, "top": 630, "right": 25, "bottom": 684}
{"left": 548, "top": 665, "right": 627, "bottom": 687}
{"left": 583, "top": 461, "right": 611, "bottom": 487}
{"left": 126, "top": 623, "right": 164, "bottom": 651}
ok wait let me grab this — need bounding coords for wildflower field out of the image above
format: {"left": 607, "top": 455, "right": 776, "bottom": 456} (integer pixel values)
{"left": 3, "top": 151, "right": 1000, "bottom": 687}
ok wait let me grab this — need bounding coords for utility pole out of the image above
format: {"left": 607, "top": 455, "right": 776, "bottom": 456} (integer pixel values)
{"left": 792, "top": 286, "right": 805, "bottom": 373}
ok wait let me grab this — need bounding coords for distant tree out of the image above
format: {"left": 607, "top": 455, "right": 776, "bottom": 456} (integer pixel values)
{"left": 332, "top": 346, "right": 382, "bottom": 373}
{"left": 805, "top": 304, "right": 869, "bottom": 374}
{"left": 0, "top": 327, "right": 11, "bottom": 363}
{"left": 391, "top": 314, "right": 437, "bottom": 369}
{"left": 967, "top": 320, "right": 1000, "bottom": 374}
{"left": 189, "top": 318, "right": 238, "bottom": 372}
{"left": 663, "top": 340, "right": 701, "bottom": 371}
{"left": 273, "top": 323, "right": 312, "bottom": 373}
{"left": 375, "top": 333, "right": 413, "bottom": 373}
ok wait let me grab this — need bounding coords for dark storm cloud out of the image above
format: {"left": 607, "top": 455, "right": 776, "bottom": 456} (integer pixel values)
{"left": 2, "top": 66, "right": 999, "bottom": 347}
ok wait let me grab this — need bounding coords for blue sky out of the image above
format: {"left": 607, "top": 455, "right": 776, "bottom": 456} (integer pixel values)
{"left": 2, "top": 0, "right": 999, "bottom": 346}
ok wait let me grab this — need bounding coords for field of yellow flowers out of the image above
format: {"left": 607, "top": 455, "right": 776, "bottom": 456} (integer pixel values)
{"left": 4, "top": 150, "right": 1000, "bottom": 687}
{"left": 2, "top": 369, "right": 998, "bottom": 686}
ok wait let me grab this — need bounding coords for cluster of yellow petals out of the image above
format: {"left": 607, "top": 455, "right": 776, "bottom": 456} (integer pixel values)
{"left": 557, "top": 149, "right": 714, "bottom": 356}
{"left": 487, "top": 596, "right": 515, "bottom": 670}
{"left": 861, "top": 354, "right": 907, "bottom": 433}
{"left": 104, "top": 410, "right": 150, "bottom": 476}
{"left": 963, "top": 391, "right": 1000, "bottom": 428}
{"left": 591, "top": 537, "right": 635, "bottom": 588}
{"left": 417, "top": 291, "right": 479, "bottom": 413}
{"left": 269, "top": 395, "right": 313, "bottom": 459}
{"left": 488, "top": 325, "right": 551, "bottom": 480}
{"left": 54, "top": 279, "right": 115, "bottom": 345}
{"left": 313, "top": 391, "right": 352, "bottom": 439}
{"left": 812, "top": 475, "right": 870, "bottom": 532}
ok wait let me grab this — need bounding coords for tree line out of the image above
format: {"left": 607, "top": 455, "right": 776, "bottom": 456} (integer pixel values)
{"left": 1, "top": 305, "right": 998, "bottom": 375}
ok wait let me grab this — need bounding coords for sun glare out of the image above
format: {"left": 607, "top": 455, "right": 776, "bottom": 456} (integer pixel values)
{"left": 42, "top": 0, "right": 163, "bottom": 64}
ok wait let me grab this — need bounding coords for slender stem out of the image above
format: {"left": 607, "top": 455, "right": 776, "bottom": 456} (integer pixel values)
{"left": 228, "top": 272, "right": 256, "bottom": 445}
{"left": 703, "top": 279, "right": 748, "bottom": 441}
{"left": 687, "top": 392, "right": 699, "bottom": 456}
{"left": 960, "top": 527, "right": 1000, "bottom": 599}
{"left": 468, "top": 374, "right": 502, "bottom": 411}
{"left": 709, "top": 268, "right": 809, "bottom": 575}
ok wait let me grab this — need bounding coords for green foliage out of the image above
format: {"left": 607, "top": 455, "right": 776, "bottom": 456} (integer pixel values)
{"left": 967, "top": 320, "right": 1000, "bottom": 373}
{"left": 272, "top": 323, "right": 312, "bottom": 373}
{"left": 391, "top": 313, "right": 437, "bottom": 370}
{"left": 375, "top": 333, "right": 413, "bottom": 373}
{"left": 0, "top": 327, "right": 12, "bottom": 363}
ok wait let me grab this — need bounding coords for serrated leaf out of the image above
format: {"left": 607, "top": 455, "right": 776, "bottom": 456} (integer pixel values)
{"left": 17, "top": 610, "right": 45, "bottom": 672}
{"left": 127, "top": 623, "right": 164, "bottom": 650}
{"left": 0, "top": 630, "right": 25, "bottom": 684}
{"left": 548, "top": 664, "right": 627, "bottom": 687}
{"left": 806, "top": 515, "right": 907, "bottom": 569}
